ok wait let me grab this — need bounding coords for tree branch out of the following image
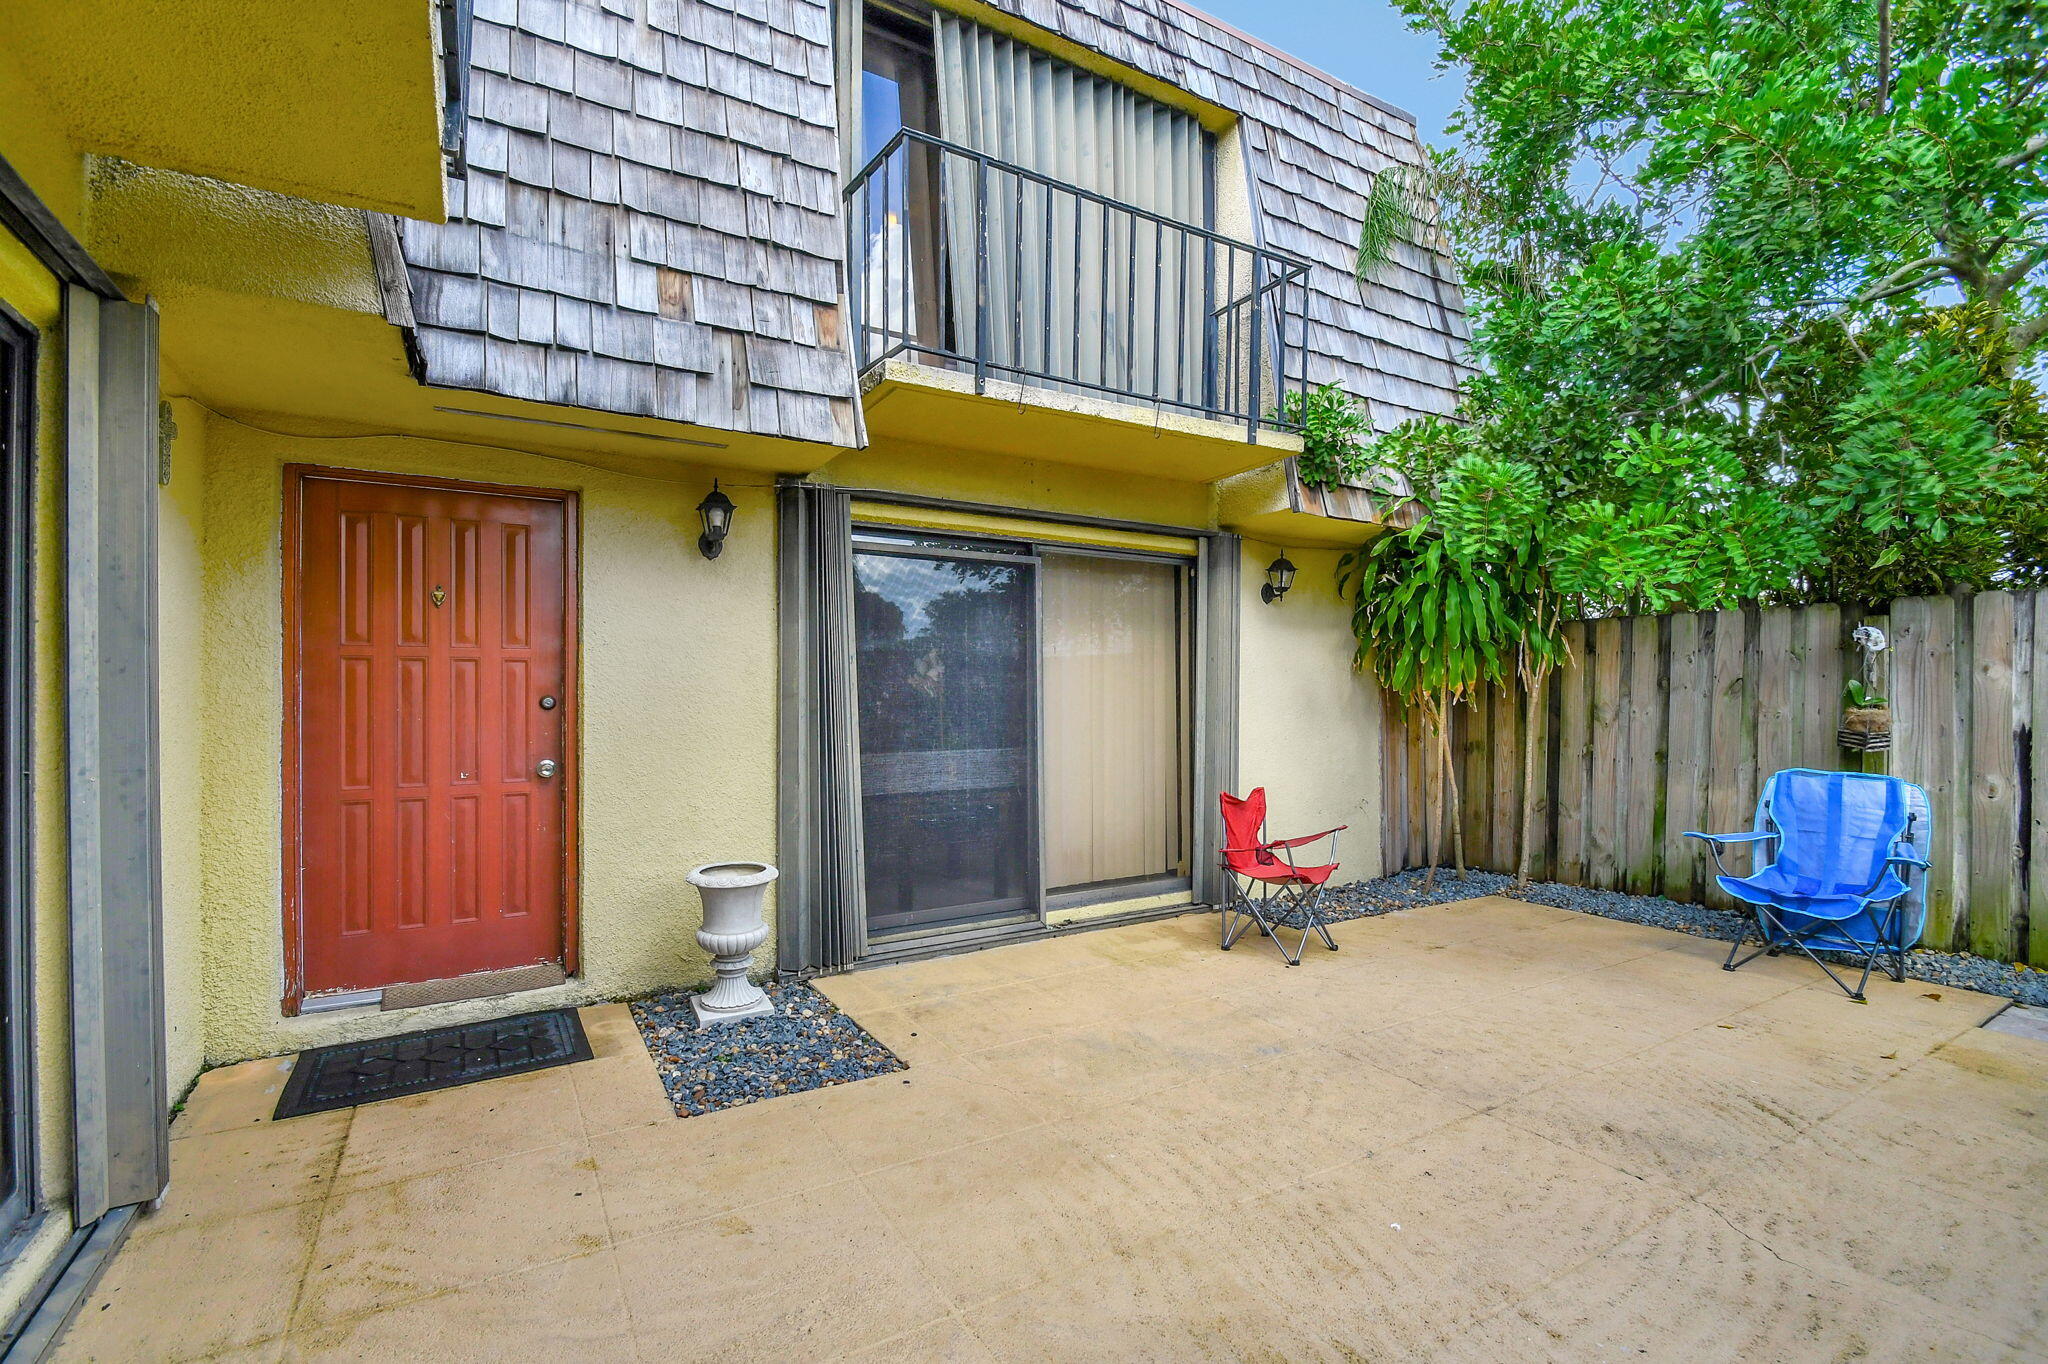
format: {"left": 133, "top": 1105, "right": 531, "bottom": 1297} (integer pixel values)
{"left": 1997, "top": 132, "right": 2048, "bottom": 171}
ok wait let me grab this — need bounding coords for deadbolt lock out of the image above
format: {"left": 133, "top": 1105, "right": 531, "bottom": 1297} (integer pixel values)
{"left": 539, "top": 695, "right": 557, "bottom": 710}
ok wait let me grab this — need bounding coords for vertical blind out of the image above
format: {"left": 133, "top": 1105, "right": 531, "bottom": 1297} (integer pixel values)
{"left": 1041, "top": 553, "right": 1189, "bottom": 890}
{"left": 934, "top": 14, "right": 1209, "bottom": 407}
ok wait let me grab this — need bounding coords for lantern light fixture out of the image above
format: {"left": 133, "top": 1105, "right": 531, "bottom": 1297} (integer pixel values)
{"left": 696, "top": 480, "right": 736, "bottom": 559}
{"left": 1261, "top": 554, "right": 1297, "bottom": 604}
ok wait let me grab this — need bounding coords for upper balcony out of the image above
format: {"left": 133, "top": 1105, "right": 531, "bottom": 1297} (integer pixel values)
{"left": 845, "top": 129, "right": 1310, "bottom": 482}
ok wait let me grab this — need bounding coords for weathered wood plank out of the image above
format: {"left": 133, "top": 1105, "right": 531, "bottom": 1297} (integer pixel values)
{"left": 1490, "top": 681, "right": 1521, "bottom": 875}
{"left": 1800, "top": 605, "right": 1844, "bottom": 772}
{"left": 1622, "top": 614, "right": 1662, "bottom": 894}
{"left": 1662, "top": 612, "right": 1711, "bottom": 904}
{"left": 1893, "top": 595, "right": 1962, "bottom": 948}
{"left": 1755, "top": 607, "right": 1796, "bottom": 785}
{"left": 1524, "top": 669, "right": 1554, "bottom": 883}
{"left": 1380, "top": 689, "right": 1407, "bottom": 872}
{"left": 1587, "top": 617, "right": 1625, "bottom": 889}
{"left": 1554, "top": 621, "right": 1591, "bottom": 886}
{"left": 1968, "top": 592, "right": 2019, "bottom": 960}
{"left": 1703, "top": 609, "right": 1753, "bottom": 911}
{"left": 1459, "top": 690, "right": 1491, "bottom": 872}
{"left": 2027, "top": 590, "right": 2048, "bottom": 967}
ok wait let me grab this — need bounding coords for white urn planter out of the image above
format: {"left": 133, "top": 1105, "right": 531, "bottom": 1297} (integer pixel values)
{"left": 686, "top": 861, "right": 778, "bottom": 1026}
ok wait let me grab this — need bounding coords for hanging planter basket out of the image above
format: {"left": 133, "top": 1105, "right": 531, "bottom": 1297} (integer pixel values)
{"left": 1838, "top": 704, "right": 1893, "bottom": 753}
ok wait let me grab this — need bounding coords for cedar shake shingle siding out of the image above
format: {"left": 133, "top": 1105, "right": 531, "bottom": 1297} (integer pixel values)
{"left": 400, "top": 0, "right": 1467, "bottom": 444}
{"left": 402, "top": 0, "right": 860, "bottom": 446}
{"left": 973, "top": 0, "right": 1471, "bottom": 428}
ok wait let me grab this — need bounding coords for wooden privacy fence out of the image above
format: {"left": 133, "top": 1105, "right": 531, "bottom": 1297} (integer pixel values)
{"left": 1382, "top": 589, "right": 2048, "bottom": 965}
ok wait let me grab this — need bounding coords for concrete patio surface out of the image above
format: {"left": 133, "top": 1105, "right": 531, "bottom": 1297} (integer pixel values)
{"left": 52, "top": 896, "right": 2046, "bottom": 1362}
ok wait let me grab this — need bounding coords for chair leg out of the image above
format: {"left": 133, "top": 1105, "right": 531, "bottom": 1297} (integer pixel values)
{"left": 1723, "top": 911, "right": 1774, "bottom": 972}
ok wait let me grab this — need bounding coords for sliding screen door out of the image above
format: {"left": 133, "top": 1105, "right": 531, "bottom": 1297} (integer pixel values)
{"left": 1042, "top": 552, "right": 1190, "bottom": 896}
{"left": 854, "top": 541, "right": 1038, "bottom": 937}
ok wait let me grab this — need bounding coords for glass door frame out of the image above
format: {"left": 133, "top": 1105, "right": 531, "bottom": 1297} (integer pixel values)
{"left": 849, "top": 531, "right": 1044, "bottom": 952}
{"left": 847, "top": 525, "right": 1198, "bottom": 959}
{"left": 1034, "top": 541, "right": 1196, "bottom": 917}
{"left": 0, "top": 303, "right": 38, "bottom": 1240}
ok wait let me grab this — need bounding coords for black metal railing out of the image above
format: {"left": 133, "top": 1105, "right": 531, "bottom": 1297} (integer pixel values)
{"left": 845, "top": 129, "right": 1310, "bottom": 440}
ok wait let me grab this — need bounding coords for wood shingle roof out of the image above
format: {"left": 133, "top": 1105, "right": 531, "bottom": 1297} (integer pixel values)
{"left": 397, "top": 0, "right": 1468, "bottom": 446}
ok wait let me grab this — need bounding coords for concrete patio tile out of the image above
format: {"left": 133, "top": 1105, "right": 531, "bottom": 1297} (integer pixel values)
{"left": 1695, "top": 1128, "right": 2048, "bottom": 1354}
{"left": 615, "top": 1180, "right": 953, "bottom": 1362}
{"left": 1323, "top": 1113, "right": 1685, "bottom": 1306}
{"left": 588, "top": 1095, "right": 854, "bottom": 1243}
{"left": 851, "top": 966, "right": 1154, "bottom": 1055}
{"left": 1803, "top": 1035, "right": 2048, "bottom": 1212}
{"left": 1500, "top": 1199, "right": 2018, "bottom": 1363}
{"left": 962, "top": 1001, "right": 1282, "bottom": 1111}
{"left": 860, "top": 1135, "right": 1148, "bottom": 1309}
{"left": 842, "top": 1317, "right": 998, "bottom": 1362}
{"left": 1071, "top": 1045, "right": 1474, "bottom": 1215}
{"left": 330, "top": 1066, "right": 584, "bottom": 1193}
{"left": 138, "top": 1108, "right": 350, "bottom": 1235}
{"left": 801, "top": 1058, "right": 1052, "bottom": 1173}
{"left": 1487, "top": 1046, "right": 1810, "bottom": 1189}
{"left": 55, "top": 1201, "right": 321, "bottom": 1362}
{"left": 171, "top": 1055, "right": 298, "bottom": 1140}
{"left": 1746, "top": 973, "right": 2008, "bottom": 1037}
{"left": 835, "top": 1003, "right": 971, "bottom": 1067}
{"left": 566, "top": 1052, "right": 678, "bottom": 1134}
{"left": 961, "top": 1215, "right": 1445, "bottom": 1363}
{"left": 286, "top": 1248, "right": 634, "bottom": 1362}
{"left": 1360, "top": 992, "right": 1654, "bottom": 1110}
{"left": 578, "top": 1002, "right": 645, "bottom": 1059}
{"left": 294, "top": 1139, "right": 607, "bottom": 1325}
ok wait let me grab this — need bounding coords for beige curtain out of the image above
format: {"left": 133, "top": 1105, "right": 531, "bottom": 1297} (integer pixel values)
{"left": 1041, "top": 554, "right": 1189, "bottom": 890}
{"left": 934, "top": 12, "right": 1208, "bottom": 406}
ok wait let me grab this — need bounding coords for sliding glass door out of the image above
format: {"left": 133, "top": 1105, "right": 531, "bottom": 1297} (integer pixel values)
{"left": 850, "top": 529, "right": 1194, "bottom": 947}
{"left": 854, "top": 538, "right": 1038, "bottom": 937}
{"left": 1041, "top": 551, "right": 1191, "bottom": 902}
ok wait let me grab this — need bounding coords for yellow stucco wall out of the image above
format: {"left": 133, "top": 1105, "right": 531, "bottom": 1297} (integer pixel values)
{"left": 184, "top": 415, "right": 781, "bottom": 1061}
{"left": 1236, "top": 540, "right": 1386, "bottom": 879}
{"left": 159, "top": 392, "right": 209, "bottom": 1096}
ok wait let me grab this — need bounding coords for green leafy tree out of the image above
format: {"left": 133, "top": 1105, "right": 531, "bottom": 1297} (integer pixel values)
{"left": 1338, "top": 0, "right": 2045, "bottom": 882}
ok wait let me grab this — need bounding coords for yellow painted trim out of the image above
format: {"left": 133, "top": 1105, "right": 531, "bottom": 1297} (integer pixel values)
{"left": 927, "top": 0, "right": 1239, "bottom": 134}
{"left": 850, "top": 500, "right": 1199, "bottom": 556}
{"left": 1047, "top": 891, "right": 1195, "bottom": 927}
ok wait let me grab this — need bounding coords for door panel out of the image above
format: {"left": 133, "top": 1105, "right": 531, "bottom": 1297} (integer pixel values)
{"left": 1041, "top": 553, "right": 1190, "bottom": 890}
{"left": 292, "top": 471, "right": 573, "bottom": 997}
{"left": 853, "top": 545, "right": 1037, "bottom": 937}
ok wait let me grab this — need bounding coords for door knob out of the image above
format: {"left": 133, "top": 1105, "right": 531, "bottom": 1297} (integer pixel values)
{"left": 535, "top": 759, "right": 558, "bottom": 779}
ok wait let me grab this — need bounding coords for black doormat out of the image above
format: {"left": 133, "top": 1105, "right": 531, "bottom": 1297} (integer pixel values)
{"left": 273, "top": 1008, "right": 592, "bottom": 1119}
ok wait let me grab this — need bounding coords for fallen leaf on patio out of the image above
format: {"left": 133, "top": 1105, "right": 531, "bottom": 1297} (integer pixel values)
{"left": 1716, "top": 1023, "right": 1735, "bottom": 1029}
{"left": 1922, "top": 992, "right": 1943, "bottom": 1001}
{"left": 1880, "top": 1052, "right": 1897, "bottom": 1060}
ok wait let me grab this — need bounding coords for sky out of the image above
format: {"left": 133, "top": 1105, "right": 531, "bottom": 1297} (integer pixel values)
{"left": 1186, "top": 0, "right": 1464, "bottom": 148}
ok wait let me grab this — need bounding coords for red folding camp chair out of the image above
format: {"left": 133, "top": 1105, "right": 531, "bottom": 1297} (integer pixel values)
{"left": 1218, "top": 788, "right": 1345, "bottom": 966}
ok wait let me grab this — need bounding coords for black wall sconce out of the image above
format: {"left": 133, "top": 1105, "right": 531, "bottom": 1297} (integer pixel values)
{"left": 1261, "top": 554, "right": 1296, "bottom": 604}
{"left": 696, "top": 480, "right": 735, "bottom": 559}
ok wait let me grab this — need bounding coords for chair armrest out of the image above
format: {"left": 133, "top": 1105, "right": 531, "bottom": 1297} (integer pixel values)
{"left": 1888, "top": 853, "right": 1931, "bottom": 869}
{"left": 1682, "top": 830, "right": 1777, "bottom": 880}
{"left": 1266, "top": 826, "right": 1348, "bottom": 851}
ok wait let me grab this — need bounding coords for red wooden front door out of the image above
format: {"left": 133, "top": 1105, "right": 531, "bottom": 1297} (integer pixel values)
{"left": 288, "top": 468, "right": 576, "bottom": 1002}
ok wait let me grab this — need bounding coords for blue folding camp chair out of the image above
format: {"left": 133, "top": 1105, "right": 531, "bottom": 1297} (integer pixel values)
{"left": 1684, "top": 769, "right": 1931, "bottom": 1002}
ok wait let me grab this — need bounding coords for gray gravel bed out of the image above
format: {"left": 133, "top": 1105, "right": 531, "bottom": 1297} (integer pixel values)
{"left": 631, "top": 982, "right": 907, "bottom": 1117}
{"left": 1318, "top": 868, "right": 2048, "bottom": 1008}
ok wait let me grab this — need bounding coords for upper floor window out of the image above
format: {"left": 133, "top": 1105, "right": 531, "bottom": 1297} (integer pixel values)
{"left": 848, "top": 3, "right": 1308, "bottom": 433}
